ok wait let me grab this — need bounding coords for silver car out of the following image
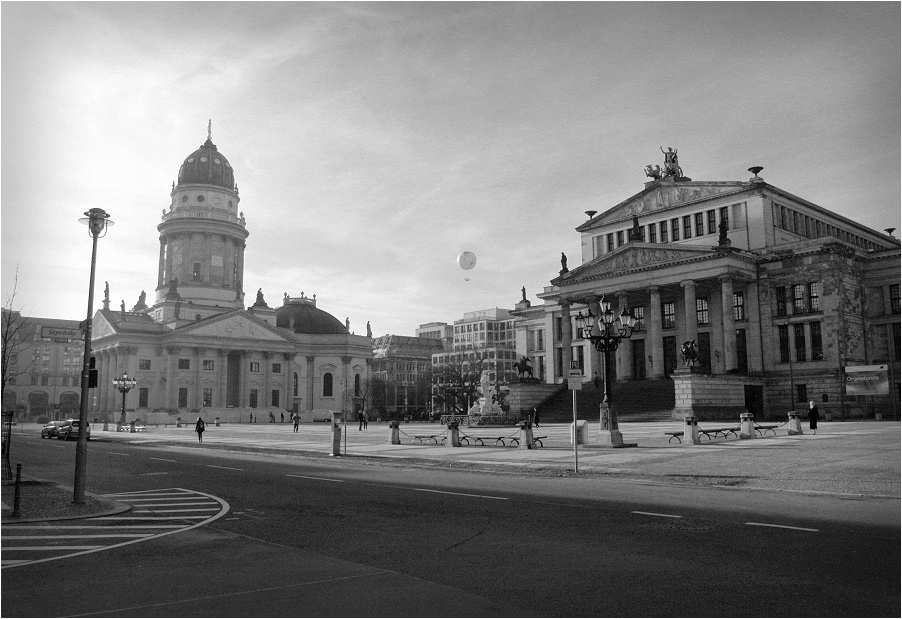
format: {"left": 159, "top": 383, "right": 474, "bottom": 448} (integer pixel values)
{"left": 58, "top": 419, "right": 91, "bottom": 441}
{"left": 41, "top": 420, "right": 68, "bottom": 439}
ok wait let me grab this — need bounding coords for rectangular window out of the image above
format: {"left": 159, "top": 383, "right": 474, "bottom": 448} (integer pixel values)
{"left": 683, "top": 215, "right": 692, "bottom": 239}
{"left": 203, "top": 388, "right": 213, "bottom": 408}
{"left": 659, "top": 222, "right": 668, "bottom": 243}
{"left": 810, "top": 321, "right": 823, "bottom": 360}
{"left": 662, "top": 302, "right": 676, "bottom": 329}
{"left": 203, "top": 359, "right": 215, "bottom": 371}
{"left": 792, "top": 284, "right": 806, "bottom": 314}
{"left": 796, "top": 384, "right": 808, "bottom": 403}
{"left": 272, "top": 363, "right": 282, "bottom": 374}
{"left": 139, "top": 387, "right": 149, "bottom": 408}
{"left": 606, "top": 233, "right": 614, "bottom": 253}
{"left": 648, "top": 224, "right": 657, "bottom": 244}
{"left": 719, "top": 206, "right": 729, "bottom": 230}
{"left": 193, "top": 262, "right": 202, "bottom": 280}
{"left": 778, "top": 325, "right": 790, "bottom": 362}
{"left": 272, "top": 390, "right": 280, "bottom": 407}
{"left": 891, "top": 284, "right": 900, "bottom": 314}
{"left": 671, "top": 218, "right": 680, "bottom": 241}
{"left": 707, "top": 210, "right": 717, "bottom": 235}
{"left": 776, "top": 287, "right": 787, "bottom": 317}
{"left": 696, "top": 297, "right": 709, "bottom": 325}
{"left": 249, "top": 389, "right": 258, "bottom": 408}
{"left": 794, "top": 323, "right": 806, "bottom": 361}
{"left": 632, "top": 306, "right": 645, "bottom": 332}
{"left": 138, "top": 359, "right": 151, "bottom": 370}
{"left": 178, "top": 387, "right": 189, "bottom": 408}
{"left": 695, "top": 213, "right": 704, "bottom": 237}
{"left": 616, "top": 230, "right": 624, "bottom": 247}
{"left": 250, "top": 362, "right": 260, "bottom": 372}
{"left": 178, "top": 358, "right": 190, "bottom": 370}
{"left": 733, "top": 292, "right": 745, "bottom": 321}
{"left": 808, "top": 282, "right": 820, "bottom": 312}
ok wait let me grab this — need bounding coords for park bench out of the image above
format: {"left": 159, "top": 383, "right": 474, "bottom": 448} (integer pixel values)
{"left": 413, "top": 434, "right": 444, "bottom": 444}
{"left": 665, "top": 431, "right": 684, "bottom": 444}
{"left": 664, "top": 427, "right": 738, "bottom": 443}
{"left": 460, "top": 433, "right": 517, "bottom": 447}
{"left": 754, "top": 423, "right": 780, "bottom": 436}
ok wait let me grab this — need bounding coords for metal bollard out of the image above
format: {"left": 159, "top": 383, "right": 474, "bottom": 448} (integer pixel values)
{"left": 389, "top": 421, "right": 401, "bottom": 445}
{"left": 12, "top": 463, "right": 22, "bottom": 518}
{"left": 684, "top": 415, "right": 701, "bottom": 445}
{"left": 787, "top": 411, "right": 803, "bottom": 435}
{"left": 448, "top": 422, "right": 461, "bottom": 447}
{"left": 518, "top": 420, "right": 534, "bottom": 450}
{"left": 739, "top": 412, "right": 755, "bottom": 439}
{"left": 330, "top": 412, "right": 343, "bottom": 456}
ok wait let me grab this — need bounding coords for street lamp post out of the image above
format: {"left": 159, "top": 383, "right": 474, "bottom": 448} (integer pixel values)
{"left": 577, "top": 294, "right": 638, "bottom": 447}
{"left": 112, "top": 372, "right": 137, "bottom": 427}
{"left": 74, "top": 208, "right": 113, "bottom": 504}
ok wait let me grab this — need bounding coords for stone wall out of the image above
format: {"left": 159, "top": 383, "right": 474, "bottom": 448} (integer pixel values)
{"left": 669, "top": 371, "right": 763, "bottom": 421}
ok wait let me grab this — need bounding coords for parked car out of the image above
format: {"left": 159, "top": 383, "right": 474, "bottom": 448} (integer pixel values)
{"left": 41, "top": 420, "right": 68, "bottom": 439}
{"left": 58, "top": 419, "right": 91, "bottom": 441}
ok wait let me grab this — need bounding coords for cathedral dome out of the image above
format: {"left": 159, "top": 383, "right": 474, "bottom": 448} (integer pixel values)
{"left": 275, "top": 300, "right": 349, "bottom": 335}
{"left": 177, "top": 138, "right": 235, "bottom": 190}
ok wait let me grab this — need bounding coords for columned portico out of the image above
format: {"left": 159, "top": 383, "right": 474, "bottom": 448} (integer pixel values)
{"left": 560, "top": 300, "right": 572, "bottom": 380}
{"left": 648, "top": 286, "right": 665, "bottom": 378}
{"left": 615, "top": 291, "right": 632, "bottom": 380}
{"left": 719, "top": 276, "right": 737, "bottom": 372}
{"left": 166, "top": 347, "right": 179, "bottom": 409}
{"left": 306, "top": 355, "right": 315, "bottom": 413}
{"left": 681, "top": 280, "right": 697, "bottom": 345}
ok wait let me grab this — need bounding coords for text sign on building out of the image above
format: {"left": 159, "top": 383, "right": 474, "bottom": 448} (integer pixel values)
{"left": 41, "top": 326, "right": 83, "bottom": 341}
{"left": 844, "top": 364, "right": 889, "bottom": 396}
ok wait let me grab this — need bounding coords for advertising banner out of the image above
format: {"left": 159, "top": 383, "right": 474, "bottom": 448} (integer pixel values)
{"left": 844, "top": 364, "right": 889, "bottom": 396}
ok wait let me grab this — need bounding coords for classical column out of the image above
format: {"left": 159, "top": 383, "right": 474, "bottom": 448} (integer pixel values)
{"left": 106, "top": 348, "right": 120, "bottom": 412}
{"left": 587, "top": 296, "right": 604, "bottom": 385}
{"left": 745, "top": 282, "right": 764, "bottom": 373}
{"left": 560, "top": 300, "right": 572, "bottom": 381}
{"left": 217, "top": 350, "right": 229, "bottom": 407}
{"left": 263, "top": 352, "right": 273, "bottom": 408}
{"left": 193, "top": 347, "right": 204, "bottom": 409}
{"left": 239, "top": 352, "right": 248, "bottom": 407}
{"left": 158, "top": 237, "right": 166, "bottom": 288}
{"left": 616, "top": 291, "right": 633, "bottom": 380}
{"left": 166, "top": 347, "right": 179, "bottom": 410}
{"left": 681, "top": 280, "right": 698, "bottom": 344}
{"left": 95, "top": 350, "right": 109, "bottom": 414}
{"left": 306, "top": 355, "right": 316, "bottom": 412}
{"left": 720, "top": 275, "right": 737, "bottom": 373}
{"left": 648, "top": 286, "right": 665, "bottom": 378}
{"left": 282, "top": 353, "right": 293, "bottom": 410}
{"left": 342, "top": 356, "right": 352, "bottom": 414}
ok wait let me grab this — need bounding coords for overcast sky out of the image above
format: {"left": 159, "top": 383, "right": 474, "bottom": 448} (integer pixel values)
{"left": 2, "top": 2, "right": 899, "bottom": 337}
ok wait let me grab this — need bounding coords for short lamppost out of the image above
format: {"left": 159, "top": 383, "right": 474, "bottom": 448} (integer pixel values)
{"left": 112, "top": 372, "right": 137, "bottom": 427}
{"left": 577, "top": 294, "right": 638, "bottom": 447}
{"left": 74, "top": 208, "right": 113, "bottom": 504}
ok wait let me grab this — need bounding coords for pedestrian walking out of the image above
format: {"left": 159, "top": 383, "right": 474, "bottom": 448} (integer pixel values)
{"left": 358, "top": 410, "right": 364, "bottom": 431}
{"left": 292, "top": 412, "right": 300, "bottom": 432}
{"left": 363, "top": 410, "right": 369, "bottom": 430}
{"left": 280, "top": 412, "right": 284, "bottom": 423}
{"left": 808, "top": 400, "right": 819, "bottom": 434}
{"left": 533, "top": 407, "right": 540, "bottom": 427}
{"left": 195, "top": 416, "right": 205, "bottom": 442}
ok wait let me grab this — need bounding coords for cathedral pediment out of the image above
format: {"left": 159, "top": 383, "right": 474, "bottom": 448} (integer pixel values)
{"left": 556, "top": 244, "right": 715, "bottom": 284}
{"left": 579, "top": 182, "right": 747, "bottom": 230}
{"left": 179, "top": 311, "right": 290, "bottom": 342}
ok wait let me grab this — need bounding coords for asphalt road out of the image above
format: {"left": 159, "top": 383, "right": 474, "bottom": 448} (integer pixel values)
{"left": 3, "top": 434, "right": 899, "bottom": 617}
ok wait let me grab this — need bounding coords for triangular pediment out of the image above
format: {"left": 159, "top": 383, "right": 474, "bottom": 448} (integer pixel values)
{"left": 92, "top": 313, "right": 117, "bottom": 338}
{"left": 557, "top": 244, "right": 716, "bottom": 283}
{"left": 178, "top": 311, "right": 290, "bottom": 342}
{"left": 581, "top": 182, "right": 746, "bottom": 230}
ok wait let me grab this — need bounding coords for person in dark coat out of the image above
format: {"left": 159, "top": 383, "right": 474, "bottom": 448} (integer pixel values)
{"left": 533, "top": 407, "right": 540, "bottom": 428}
{"left": 807, "top": 401, "right": 819, "bottom": 434}
{"left": 195, "top": 417, "right": 205, "bottom": 442}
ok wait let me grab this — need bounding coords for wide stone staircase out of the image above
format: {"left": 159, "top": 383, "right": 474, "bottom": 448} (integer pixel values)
{"left": 535, "top": 378, "right": 675, "bottom": 423}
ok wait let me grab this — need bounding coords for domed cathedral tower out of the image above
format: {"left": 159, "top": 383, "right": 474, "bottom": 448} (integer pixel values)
{"left": 153, "top": 122, "right": 248, "bottom": 323}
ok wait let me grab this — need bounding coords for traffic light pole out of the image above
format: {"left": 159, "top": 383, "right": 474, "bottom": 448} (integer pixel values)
{"left": 73, "top": 232, "right": 99, "bottom": 505}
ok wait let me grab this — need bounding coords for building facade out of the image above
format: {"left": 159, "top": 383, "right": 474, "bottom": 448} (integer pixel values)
{"left": 50, "top": 130, "right": 372, "bottom": 424}
{"left": 371, "top": 334, "right": 444, "bottom": 418}
{"left": 515, "top": 160, "right": 900, "bottom": 419}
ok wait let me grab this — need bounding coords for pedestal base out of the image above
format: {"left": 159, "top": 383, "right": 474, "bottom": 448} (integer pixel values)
{"left": 596, "top": 430, "right": 638, "bottom": 448}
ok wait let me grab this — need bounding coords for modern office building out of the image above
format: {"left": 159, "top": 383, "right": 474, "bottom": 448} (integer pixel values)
{"left": 514, "top": 156, "right": 900, "bottom": 419}
{"left": 371, "top": 334, "right": 444, "bottom": 418}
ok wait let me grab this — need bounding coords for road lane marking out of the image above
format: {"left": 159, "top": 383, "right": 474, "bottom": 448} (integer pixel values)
{"left": 150, "top": 457, "right": 178, "bottom": 462}
{"left": 206, "top": 465, "right": 243, "bottom": 471}
{"left": 745, "top": 522, "right": 819, "bottom": 532}
{"left": 3, "top": 534, "right": 152, "bottom": 539}
{"left": 92, "top": 516, "right": 209, "bottom": 520}
{"left": 413, "top": 488, "right": 508, "bottom": 500}
{"left": 632, "top": 511, "right": 683, "bottom": 518}
{"left": 133, "top": 508, "right": 220, "bottom": 513}
{"left": 6, "top": 546, "right": 103, "bottom": 551}
{"left": 109, "top": 452, "right": 130, "bottom": 456}
{"left": 286, "top": 475, "right": 344, "bottom": 482}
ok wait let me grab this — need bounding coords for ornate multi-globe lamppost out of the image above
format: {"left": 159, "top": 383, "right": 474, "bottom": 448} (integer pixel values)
{"left": 576, "top": 294, "right": 637, "bottom": 447}
{"left": 113, "top": 372, "right": 137, "bottom": 427}
{"left": 73, "top": 208, "right": 113, "bottom": 504}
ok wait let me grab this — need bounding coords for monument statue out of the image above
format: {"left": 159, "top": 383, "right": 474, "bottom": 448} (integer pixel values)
{"left": 514, "top": 356, "right": 534, "bottom": 380}
{"left": 644, "top": 164, "right": 663, "bottom": 180}
{"left": 366, "top": 321, "right": 372, "bottom": 338}
{"left": 680, "top": 339, "right": 699, "bottom": 367}
{"left": 479, "top": 370, "right": 495, "bottom": 414}
{"left": 560, "top": 252, "right": 568, "bottom": 272}
{"left": 661, "top": 146, "right": 683, "bottom": 177}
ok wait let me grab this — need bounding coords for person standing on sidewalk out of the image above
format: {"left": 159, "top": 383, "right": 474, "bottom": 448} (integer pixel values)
{"left": 292, "top": 412, "right": 300, "bottom": 433}
{"left": 363, "top": 410, "right": 369, "bottom": 430}
{"left": 195, "top": 417, "right": 205, "bottom": 442}
{"left": 808, "top": 401, "right": 819, "bottom": 434}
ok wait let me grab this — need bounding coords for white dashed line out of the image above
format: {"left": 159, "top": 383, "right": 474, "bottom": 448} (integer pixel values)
{"left": 632, "top": 511, "right": 682, "bottom": 519}
{"left": 205, "top": 465, "right": 243, "bottom": 471}
{"left": 745, "top": 522, "right": 819, "bottom": 532}
{"left": 286, "top": 475, "right": 344, "bottom": 482}
{"left": 150, "top": 457, "right": 178, "bottom": 462}
{"left": 413, "top": 488, "right": 508, "bottom": 500}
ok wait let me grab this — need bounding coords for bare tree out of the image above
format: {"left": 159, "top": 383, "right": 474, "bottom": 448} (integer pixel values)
{"left": 431, "top": 347, "right": 490, "bottom": 414}
{"left": 1, "top": 268, "right": 31, "bottom": 399}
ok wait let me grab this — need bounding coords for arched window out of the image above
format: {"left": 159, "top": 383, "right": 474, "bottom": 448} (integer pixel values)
{"left": 293, "top": 372, "right": 298, "bottom": 397}
{"left": 354, "top": 374, "right": 361, "bottom": 397}
{"left": 323, "top": 372, "right": 333, "bottom": 397}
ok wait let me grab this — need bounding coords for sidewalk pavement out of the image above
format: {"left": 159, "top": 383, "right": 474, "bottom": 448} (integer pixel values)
{"left": 4, "top": 419, "right": 899, "bottom": 523}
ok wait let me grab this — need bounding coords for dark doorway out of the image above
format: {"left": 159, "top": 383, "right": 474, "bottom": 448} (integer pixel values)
{"left": 736, "top": 328, "right": 748, "bottom": 374}
{"left": 744, "top": 385, "right": 764, "bottom": 418}
{"left": 663, "top": 336, "right": 677, "bottom": 376}
{"left": 697, "top": 332, "right": 711, "bottom": 374}
{"left": 632, "top": 339, "right": 646, "bottom": 379}
{"left": 227, "top": 351, "right": 242, "bottom": 407}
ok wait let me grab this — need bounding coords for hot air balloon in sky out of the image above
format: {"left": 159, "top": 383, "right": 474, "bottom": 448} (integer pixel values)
{"left": 457, "top": 251, "right": 477, "bottom": 281}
